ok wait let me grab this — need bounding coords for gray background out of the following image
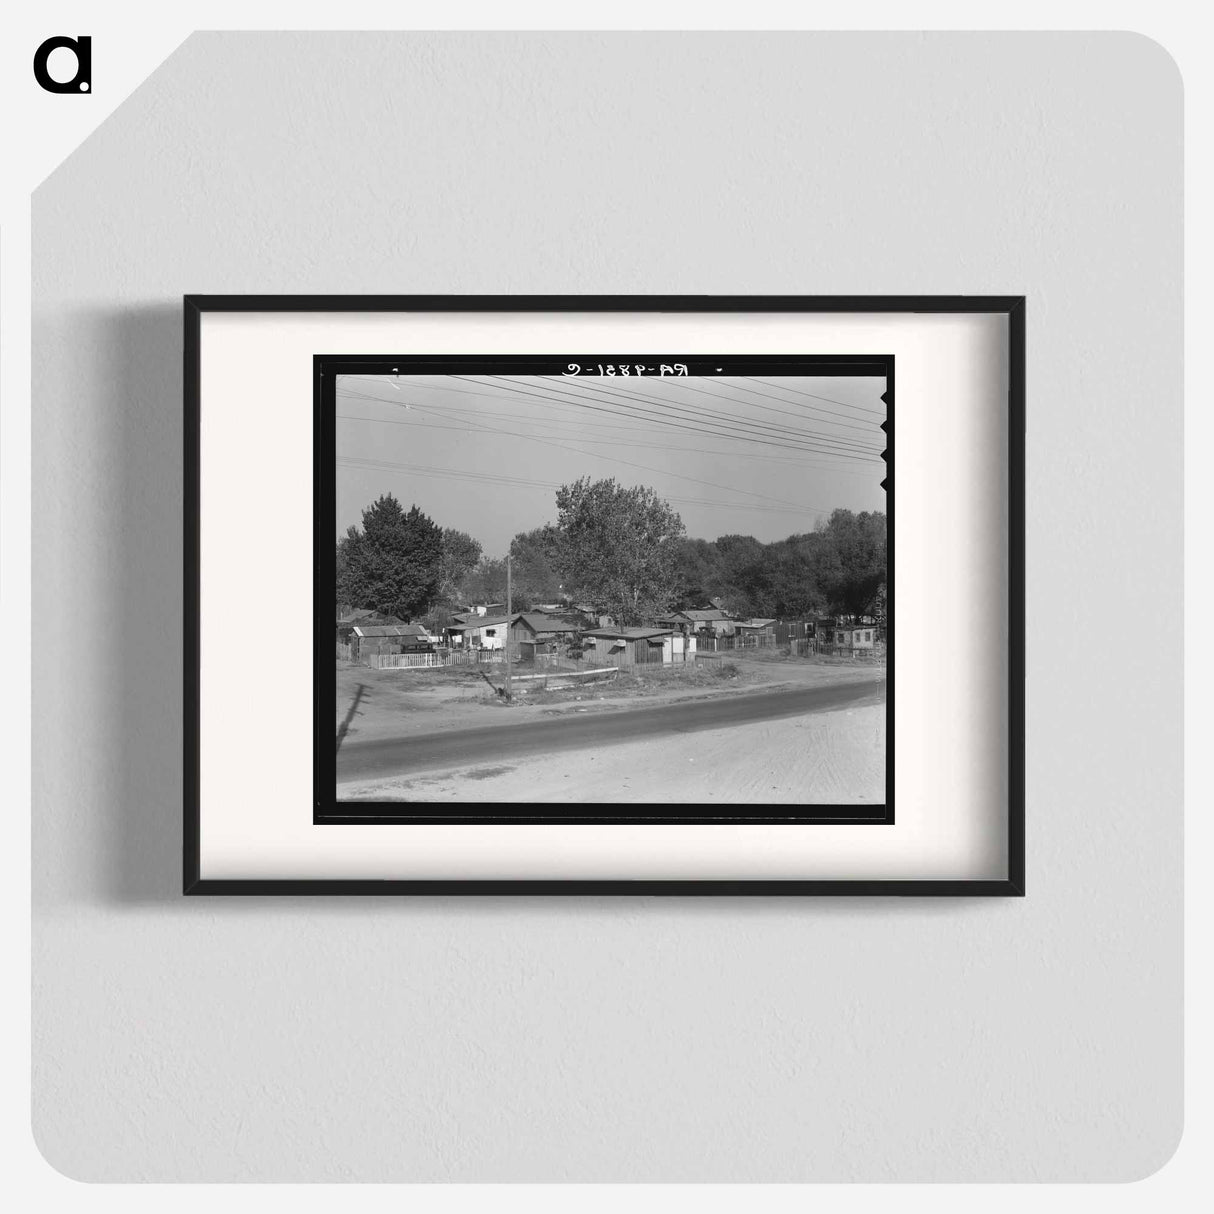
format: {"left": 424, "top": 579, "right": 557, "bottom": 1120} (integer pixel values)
{"left": 32, "top": 32, "right": 1182, "bottom": 1181}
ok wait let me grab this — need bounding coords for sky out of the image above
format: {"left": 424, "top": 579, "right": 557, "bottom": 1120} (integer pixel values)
{"left": 335, "top": 373, "right": 887, "bottom": 556}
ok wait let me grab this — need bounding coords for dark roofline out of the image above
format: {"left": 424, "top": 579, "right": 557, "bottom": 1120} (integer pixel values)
{"left": 511, "top": 613, "right": 582, "bottom": 632}
{"left": 584, "top": 627, "right": 674, "bottom": 640}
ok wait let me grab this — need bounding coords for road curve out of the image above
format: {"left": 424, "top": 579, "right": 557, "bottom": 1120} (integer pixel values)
{"left": 336, "top": 676, "right": 885, "bottom": 786}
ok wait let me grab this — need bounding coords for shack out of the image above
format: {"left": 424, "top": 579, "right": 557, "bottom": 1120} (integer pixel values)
{"left": 581, "top": 626, "right": 694, "bottom": 667}
{"left": 733, "top": 618, "right": 777, "bottom": 645}
{"left": 655, "top": 606, "right": 736, "bottom": 636}
{"left": 821, "top": 622, "right": 878, "bottom": 653}
{"left": 350, "top": 622, "right": 437, "bottom": 661}
{"left": 508, "top": 612, "right": 584, "bottom": 661}
{"left": 445, "top": 615, "right": 510, "bottom": 650}
{"left": 336, "top": 608, "right": 402, "bottom": 644}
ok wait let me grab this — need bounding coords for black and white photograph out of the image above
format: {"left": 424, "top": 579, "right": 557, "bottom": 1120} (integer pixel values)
{"left": 325, "top": 355, "right": 891, "bottom": 819}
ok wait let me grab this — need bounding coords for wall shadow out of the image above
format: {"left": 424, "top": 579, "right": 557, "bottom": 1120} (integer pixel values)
{"left": 92, "top": 304, "right": 185, "bottom": 905}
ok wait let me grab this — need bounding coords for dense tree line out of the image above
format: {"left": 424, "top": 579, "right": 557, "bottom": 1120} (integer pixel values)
{"left": 337, "top": 485, "right": 886, "bottom": 628}
{"left": 668, "top": 509, "right": 887, "bottom": 622}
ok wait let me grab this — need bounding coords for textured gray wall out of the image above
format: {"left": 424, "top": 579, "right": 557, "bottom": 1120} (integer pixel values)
{"left": 32, "top": 32, "right": 1181, "bottom": 1181}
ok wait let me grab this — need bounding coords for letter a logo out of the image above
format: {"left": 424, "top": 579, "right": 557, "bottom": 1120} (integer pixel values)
{"left": 34, "top": 36, "right": 92, "bottom": 94}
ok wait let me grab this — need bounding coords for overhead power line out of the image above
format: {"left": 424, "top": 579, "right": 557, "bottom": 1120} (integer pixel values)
{"left": 497, "top": 374, "right": 884, "bottom": 457}
{"left": 658, "top": 375, "right": 885, "bottom": 432}
{"left": 335, "top": 407, "right": 879, "bottom": 478}
{"left": 455, "top": 374, "right": 883, "bottom": 463}
{"left": 346, "top": 391, "right": 837, "bottom": 513}
{"left": 738, "top": 376, "right": 886, "bottom": 417}
{"left": 349, "top": 375, "right": 880, "bottom": 465}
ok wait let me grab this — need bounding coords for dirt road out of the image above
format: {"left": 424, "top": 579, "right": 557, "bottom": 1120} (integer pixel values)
{"left": 336, "top": 675, "right": 885, "bottom": 802}
{"left": 338, "top": 701, "right": 885, "bottom": 805}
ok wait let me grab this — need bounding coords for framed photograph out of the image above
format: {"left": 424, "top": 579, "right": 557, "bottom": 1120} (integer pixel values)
{"left": 185, "top": 296, "right": 1024, "bottom": 894}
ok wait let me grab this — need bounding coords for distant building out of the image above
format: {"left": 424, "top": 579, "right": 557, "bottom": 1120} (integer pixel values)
{"left": 734, "top": 618, "right": 777, "bottom": 637}
{"left": 461, "top": 602, "right": 507, "bottom": 618}
{"left": 821, "top": 622, "right": 877, "bottom": 652}
{"left": 655, "top": 607, "right": 736, "bottom": 635}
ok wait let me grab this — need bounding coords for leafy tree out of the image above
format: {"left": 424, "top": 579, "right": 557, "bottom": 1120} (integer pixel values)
{"left": 664, "top": 512, "right": 884, "bottom": 622}
{"left": 767, "top": 536, "right": 827, "bottom": 619}
{"left": 811, "top": 509, "right": 887, "bottom": 620}
{"left": 508, "top": 525, "right": 564, "bottom": 608}
{"left": 335, "top": 535, "right": 354, "bottom": 610}
{"left": 553, "top": 477, "right": 685, "bottom": 625}
{"left": 438, "top": 528, "right": 482, "bottom": 600}
{"left": 670, "top": 537, "right": 724, "bottom": 608}
{"left": 713, "top": 534, "right": 772, "bottom": 616}
{"left": 335, "top": 494, "right": 443, "bottom": 620}
{"left": 461, "top": 555, "right": 509, "bottom": 605}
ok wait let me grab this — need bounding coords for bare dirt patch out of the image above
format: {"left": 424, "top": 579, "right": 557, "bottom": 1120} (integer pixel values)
{"left": 460, "top": 765, "right": 516, "bottom": 781}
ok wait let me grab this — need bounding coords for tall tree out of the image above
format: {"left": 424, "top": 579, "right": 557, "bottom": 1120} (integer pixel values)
{"left": 438, "top": 528, "right": 483, "bottom": 600}
{"left": 766, "top": 535, "right": 827, "bottom": 619}
{"left": 554, "top": 477, "right": 685, "bottom": 625}
{"left": 335, "top": 533, "right": 354, "bottom": 611}
{"left": 508, "top": 524, "right": 564, "bottom": 608}
{"left": 670, "top": 537, "right": 724, "bottom": 608}
{"left": 812, "top": 508, "right": 887, "bottom": 619}
{"left": 335, "top": 494, "right": 443, "bottom": 620}
{"left": 713, "top": 533, "right": 771, "bottom": 617}
{"left": 461, "top": 555, "right": 509, "bottom": 605}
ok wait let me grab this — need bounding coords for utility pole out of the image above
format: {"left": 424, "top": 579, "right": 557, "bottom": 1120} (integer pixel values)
{"left": 505, "top": 554, "right": 513, "bottom": 702}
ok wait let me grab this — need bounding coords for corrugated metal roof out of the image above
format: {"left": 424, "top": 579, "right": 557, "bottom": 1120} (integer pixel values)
{"left": 584, "top": 627, "right": 673, "bottom": 640}
{"left": 352, "top": 623, "right": 432, "bottom": 638}
{"left": 512, "top": 613, "right": 582, "bottom": 633}
{"left": 338, "top": 610, "right": 402, "bottom": 625}
{"left": 450, "top": 616, "right": 510, "bottom": 630}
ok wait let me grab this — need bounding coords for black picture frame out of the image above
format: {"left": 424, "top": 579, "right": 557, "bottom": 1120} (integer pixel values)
{"left": 184, "top": 295, "right": 1025, "bottom": 896}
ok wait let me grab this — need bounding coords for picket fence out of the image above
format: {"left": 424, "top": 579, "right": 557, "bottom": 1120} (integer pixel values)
{"left": 693, "top": 633, "right": 778, "bottom": 653}
{"left": 367, "top": 649, "right": 504, "bottom": 670}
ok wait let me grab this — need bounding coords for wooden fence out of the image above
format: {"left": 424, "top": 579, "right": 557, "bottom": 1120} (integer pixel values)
{"left": 694, "top": 633, "right": 777, "bottom": 652}
{"left": 814, "top": 642, "right": 887, "bottom": 661}
{"left": 691, "top": 633, "right": 886, "bottom": 661}
{"left": 367, "top": 649, "right": 504, "bottom": 670}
